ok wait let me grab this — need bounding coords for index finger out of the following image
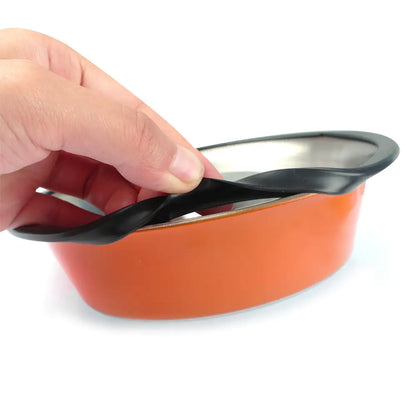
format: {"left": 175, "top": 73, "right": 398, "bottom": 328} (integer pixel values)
{"left": 0, "top": 28, "right": 221, "bottom": 180}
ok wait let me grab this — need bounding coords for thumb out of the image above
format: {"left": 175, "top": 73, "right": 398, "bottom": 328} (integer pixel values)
{"left": 0, "top": 60, "right": 204, "bottom": 193}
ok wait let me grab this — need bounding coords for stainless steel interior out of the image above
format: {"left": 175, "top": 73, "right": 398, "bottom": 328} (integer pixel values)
{"left": 44, "top": 135, "right": 377, "bottom": 225}
{"left": 202, "top": 136, "right": 376, "bottom": 179}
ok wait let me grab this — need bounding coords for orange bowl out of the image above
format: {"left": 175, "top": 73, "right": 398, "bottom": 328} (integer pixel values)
{"left": 48, "top": 131, "right": 396, "bottom": 319}
{"left": 50, "top": 185, "right": 365, "bottom": 319}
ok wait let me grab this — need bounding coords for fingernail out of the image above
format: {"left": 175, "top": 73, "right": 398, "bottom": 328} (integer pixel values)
{"left": 169, "top": 146, "right": 204, "bottom": 183}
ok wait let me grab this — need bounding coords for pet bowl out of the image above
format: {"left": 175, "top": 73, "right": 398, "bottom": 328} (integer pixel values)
{"left": 48, "top": 131, "right": 397, "bottom": 318}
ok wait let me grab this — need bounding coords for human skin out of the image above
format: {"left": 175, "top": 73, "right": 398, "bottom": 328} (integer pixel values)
{"left": 0, "top": 28, "right": 222, "bottom": 231}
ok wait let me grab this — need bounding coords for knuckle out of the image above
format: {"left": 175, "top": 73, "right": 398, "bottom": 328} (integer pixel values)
{"left": 0, "top": 28, "right": 45, "bottom": 47}
{"left": 0, "top": 59, "right": 43, "bottom": 94}
{"left": 0, "top": 60, "right": 50, "bottom": 172}
{"left": 134, "top": 110, "right": 162, "bottom": 162}
{"left": 12, "top": 58, "right": 42, "bottom": 79}
{"left": 0, "top": 27, "right": 31, "bottom": 38}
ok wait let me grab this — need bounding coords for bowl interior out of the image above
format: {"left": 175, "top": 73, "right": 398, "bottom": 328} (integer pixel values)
{"left": 202, "top": 135, "right": 377, "bottom": 181}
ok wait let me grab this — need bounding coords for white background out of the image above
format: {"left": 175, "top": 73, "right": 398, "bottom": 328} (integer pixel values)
{"left": 1, "top": 1, "right": 415, "bottom": 415}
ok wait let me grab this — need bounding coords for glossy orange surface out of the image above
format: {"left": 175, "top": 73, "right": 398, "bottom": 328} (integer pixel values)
{"left": 50, "top": 185, "right": 365, "bottom": 319}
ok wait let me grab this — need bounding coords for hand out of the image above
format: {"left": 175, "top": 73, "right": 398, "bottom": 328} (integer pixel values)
{"left": 0, "top": 28, "right": 221, "bottom": 231}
